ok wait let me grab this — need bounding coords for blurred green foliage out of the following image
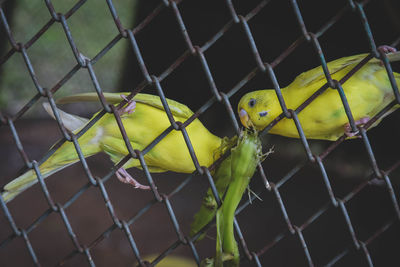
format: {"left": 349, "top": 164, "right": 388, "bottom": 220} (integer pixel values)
{"left": 0, "top": 0, "right": 137, "bottom": 115}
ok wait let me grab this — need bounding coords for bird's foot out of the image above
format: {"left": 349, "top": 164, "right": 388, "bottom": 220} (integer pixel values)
{"left": 378, "top": 45, "right": 397, "bottom": 54}
{"left": 344, "top": 116, "right": 370, "bottom": 138}
{"left": 119, "top": 95, "right": 136, "bottom": 115}
{"left": 116, "top": 168, "right": 150, "bottom": 190}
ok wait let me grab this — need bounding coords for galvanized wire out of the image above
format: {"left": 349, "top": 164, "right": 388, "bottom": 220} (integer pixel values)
{"left": 0, "top": 0, "right": 399, "bottom": 266}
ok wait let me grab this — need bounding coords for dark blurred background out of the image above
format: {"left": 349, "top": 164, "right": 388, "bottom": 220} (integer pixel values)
{"left": 0, "top": 0, "right": 399, "bottom": 266}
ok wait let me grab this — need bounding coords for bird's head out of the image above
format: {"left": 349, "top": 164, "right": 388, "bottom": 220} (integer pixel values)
{"left": 237, "top": 90, "right": 277, "bottom": 131}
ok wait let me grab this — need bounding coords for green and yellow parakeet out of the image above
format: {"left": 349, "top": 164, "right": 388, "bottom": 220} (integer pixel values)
{"left": 238, "top": 46, "right": 400, "bottom": 140}
{"left": 2, "top": 93, "right": 224, "bottom": 202}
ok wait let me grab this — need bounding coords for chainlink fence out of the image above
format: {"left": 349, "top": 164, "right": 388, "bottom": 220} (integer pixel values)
{"left": 0, "top": 0, "right": 399, "bottom": 266}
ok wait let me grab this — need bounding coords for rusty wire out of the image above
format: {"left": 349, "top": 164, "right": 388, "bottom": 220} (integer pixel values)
{"left": 0, "top": 0, "right": 399, "bottom": 266}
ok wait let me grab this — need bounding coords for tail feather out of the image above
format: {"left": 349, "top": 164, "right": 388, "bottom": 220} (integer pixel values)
{"left": 2, "top": 105, "right": 101, "bottom": 203}
{"left": 2, "top": 162, "right": 75, "bottom": 203}
{"left": 369, "top": 51, "right": 400, "bottom": 64}
{"left": 42, "top": 102, "right": 88, "bottom": 132}
{"left": 387, "top": 51, "right": 400, "bottom": 62}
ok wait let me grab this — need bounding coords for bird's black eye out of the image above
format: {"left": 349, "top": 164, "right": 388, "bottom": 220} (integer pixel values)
{"left": 248, "top": 98, "right": 256, "bottom": 108}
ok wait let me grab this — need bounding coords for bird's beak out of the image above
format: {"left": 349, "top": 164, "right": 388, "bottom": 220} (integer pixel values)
{"left": 239, "top": 108, "right": 250, "bottom": 128}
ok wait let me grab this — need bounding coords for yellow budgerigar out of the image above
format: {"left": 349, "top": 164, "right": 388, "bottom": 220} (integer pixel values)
{"left": 2, "top": 93, "right": 224, "bottom": 203}
{"left": 238, "top": 46, "right": 400, "bottom": 140}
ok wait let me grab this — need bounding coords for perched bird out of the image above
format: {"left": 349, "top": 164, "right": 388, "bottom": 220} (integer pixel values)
{"left": 2, "top": 93, "right": 224, "bottom": 203}
{"left": 238, "top": 46, "right": 400, "bottom": 140}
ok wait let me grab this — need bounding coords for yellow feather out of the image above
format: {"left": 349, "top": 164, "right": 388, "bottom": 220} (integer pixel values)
{"left": 2, "top": 93, "right": 223, "bottom": 203}
{"left": 238, "top": 51, "right": 400, "bottom": 141}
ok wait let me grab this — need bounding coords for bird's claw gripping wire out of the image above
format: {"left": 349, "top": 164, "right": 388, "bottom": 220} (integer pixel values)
{"left": 344, "top": 116, "right": 370, "bottom": 138}
{"left": 116, "top": 167, "right": 150, "bottom": 190}
{"left": 378, "top": 45, "right": 397, "bottom": 54}
{"left": 119, "top": 94, "right": 136, "bottom": 115}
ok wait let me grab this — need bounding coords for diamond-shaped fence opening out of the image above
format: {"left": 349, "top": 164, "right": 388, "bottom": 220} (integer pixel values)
{"left": 0, "top": 0, "right": 399, "bottom": 266}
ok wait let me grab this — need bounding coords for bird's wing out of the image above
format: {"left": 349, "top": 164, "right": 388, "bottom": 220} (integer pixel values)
{"left": 294, "top": 54, "right": 368, "bottom": 87}
{"left": 57, "top": 92, "right": 194, "bottom": 119}
{"left": 101, "top": 136, "right": 168, "bottom": 173}
{"left": 295, "top": 51, "right": 400, "bottom": 87}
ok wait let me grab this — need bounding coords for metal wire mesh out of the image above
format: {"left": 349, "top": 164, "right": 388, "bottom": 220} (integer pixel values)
{"left": 0, "top": 0, "right": 399, "bottom": 266}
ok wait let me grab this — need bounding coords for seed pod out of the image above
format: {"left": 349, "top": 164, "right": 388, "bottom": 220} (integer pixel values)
{"left": 190, "top": 136, "right": 237, "bottom": 240}
{"left": 216, "top": 129, "right": 262, "bottom": 267}
{"left": 190, "top": 156, "right": 232, "bottom": 239}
